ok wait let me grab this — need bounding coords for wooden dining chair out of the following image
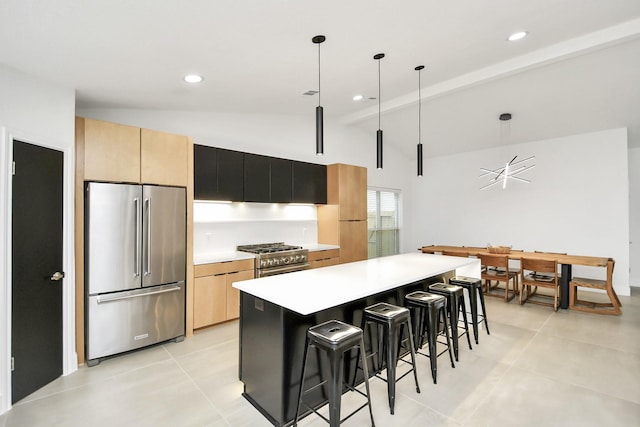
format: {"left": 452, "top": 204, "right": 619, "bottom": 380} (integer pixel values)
{"left": 478, "top": 254, "right": 518, "bottom": 302}
{"left": 569, "top": 259, "right": 621, "bottom": 315}
{"left": 520, "top": 258, "right": 560, "bottom": 311}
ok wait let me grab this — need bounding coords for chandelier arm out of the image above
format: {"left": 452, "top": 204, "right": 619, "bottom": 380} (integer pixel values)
{"left": 509, "top": 164, "right": 536, "bottom": 176}
{"left": 480, "top": 179, "right": 504, "bottom": 190}
{"left": 509, "top": 155, "right": 536, "bottom": 166}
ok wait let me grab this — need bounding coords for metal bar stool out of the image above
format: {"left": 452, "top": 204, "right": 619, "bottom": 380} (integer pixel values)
{"left": 405, "top": 291, "right": 455, "bottom": 384}
{"left": 294, "top": 320, "right": 375, "bottom": 427}
{"left": 449, "top": 276, "right": 490, "bottom": 345}
{"left": 357, "top": 302, "right": 420, "bottom": 415}
{"left": 428, "top": 283, "right": 473, "bottom": 361}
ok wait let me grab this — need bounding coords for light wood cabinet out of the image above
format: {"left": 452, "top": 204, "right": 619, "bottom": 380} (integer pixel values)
{"left": 308, "top": 249, "right": 340, "bottom": 269}
{"left": 141, "top": 128, "right": 189, "bottom": 186}
{"left": 79, "top": 117, "right": 188, "bottom": 186}
{"left": 338, "top": 221, "right": 367, "bottom": 263}
{"left": 326, "top": 163, "right": 367, "bottom": 220}
{"left": 193, "top": 259, "right": 254, "bottom": 329}
{"left": 83, "top": 118, "right": 141, "bottom": 183}
{"left": 318, "top": 163, "right": 368, "bottom": 264}
{"left": 193, "top": 275, "right": 227, "bottom": 328}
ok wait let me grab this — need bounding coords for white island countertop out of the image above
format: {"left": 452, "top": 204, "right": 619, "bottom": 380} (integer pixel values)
{"left": 233, "top": 252, "right": 480, "bottom": 315}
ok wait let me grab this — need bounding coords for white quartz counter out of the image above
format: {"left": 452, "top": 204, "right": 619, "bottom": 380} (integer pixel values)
{"left": 193, "top": 251, "right": 255, "bottom": 265}
{"left": 233, "top": 252, "right": 480, "bottom": 315}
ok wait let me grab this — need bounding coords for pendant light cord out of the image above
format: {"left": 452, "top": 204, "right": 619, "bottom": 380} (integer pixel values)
{"left": 418, "top": 69, "right": 421, "bottom": 144}
{"left": 378, "top": 58, "right": 381, "bottom": 129}
{"left": 318, "top": 43, "right": 321, "bottom": 106}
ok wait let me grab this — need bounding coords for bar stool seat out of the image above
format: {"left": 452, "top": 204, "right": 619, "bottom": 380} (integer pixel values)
{"left": 294, "top": 320, "right": 375, "bottom": 427}
{"left": 449, "top": 276, "right": 490, "bottom": 345}
{"left": 428, "top": 283, "right": 473, "bottom": 361}
{"left": 358, "top": 302, "right": 420, "bottom": 415}
{"left": 405, "top": 291, "right": 455, "bottom": 384}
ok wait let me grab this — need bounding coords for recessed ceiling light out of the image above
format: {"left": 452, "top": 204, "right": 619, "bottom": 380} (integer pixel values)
{"left": 352, "top": 94, "right": 364, "bottom": 101}
{"left": 507, "top": 31, "right": 528, "bottom": 41}
{"left": 184, "top": 74, "right": 204, "bottom": 83}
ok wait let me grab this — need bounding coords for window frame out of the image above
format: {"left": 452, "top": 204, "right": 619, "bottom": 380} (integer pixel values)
{"left": 367, "top": 187, "right": 401, "bottom": 258}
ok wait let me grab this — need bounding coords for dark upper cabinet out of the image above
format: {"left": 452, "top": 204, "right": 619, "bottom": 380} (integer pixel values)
{"left": 194, "top": 144, "right": 218, "bottom": 200}
{"left": 244, "top": 153, "right": 270, "bottom": 202}
{"left": 244, "top": 155, "right": 293, "bottom": 203}
{"left": 193, "top": 145, "right": 243, "bottom": 201}
{"left": 292, "top": 161, "right": 327, "bottom": 204}
{"left": 270, "top": 158, "right": 293, "bottom": 203}
{"left": 194, "top": 144, "right": 325, "bottom": 204}
{"left": 216, "top": 148, "right": 244, "bottom": 201}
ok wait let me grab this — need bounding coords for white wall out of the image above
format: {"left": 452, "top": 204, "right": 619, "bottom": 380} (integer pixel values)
{"left": 410, "top": 128, "right": 630, "bottom": 296}
{"left": 0, "top": 65, "right": 76, "bottom": 413}
{"left": 629, "top": 147, "right": 640, "bottom": 287}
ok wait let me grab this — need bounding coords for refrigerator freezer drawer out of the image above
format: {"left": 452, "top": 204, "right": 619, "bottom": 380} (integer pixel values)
{"left": 86, "top": 282, "right": 185, "bottom": 362}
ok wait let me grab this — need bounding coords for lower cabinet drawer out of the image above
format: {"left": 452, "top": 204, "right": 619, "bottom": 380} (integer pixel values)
{"left": 309, "top": 257, "right": 340, "bottom": 269}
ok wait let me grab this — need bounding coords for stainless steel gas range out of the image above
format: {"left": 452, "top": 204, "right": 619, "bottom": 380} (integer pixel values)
{"left": 237, "top": 243, "right": 309, "bottom": 277}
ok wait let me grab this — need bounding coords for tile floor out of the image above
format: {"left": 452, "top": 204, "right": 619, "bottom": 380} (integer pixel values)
{"left": 2, "top": 290, "right": 639, "bottom": 427}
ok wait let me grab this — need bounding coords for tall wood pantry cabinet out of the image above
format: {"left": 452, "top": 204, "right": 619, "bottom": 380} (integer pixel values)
{"left": 317, "top": 163, "right": 368, "bottom": 263}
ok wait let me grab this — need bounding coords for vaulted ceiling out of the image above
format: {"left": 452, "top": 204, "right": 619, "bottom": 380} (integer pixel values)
{"left": 2, "top": 0, "right": 639, "bottom": 157}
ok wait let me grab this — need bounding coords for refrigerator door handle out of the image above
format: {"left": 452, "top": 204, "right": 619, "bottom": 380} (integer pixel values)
{"left": 96, "top": 283, "right": 181, "bottom": 304}
{"left": 134, "top": 197, "right": 140, "bottom": 277}
{"left": 144, "top": 197, "right": 151, "bottom": 277}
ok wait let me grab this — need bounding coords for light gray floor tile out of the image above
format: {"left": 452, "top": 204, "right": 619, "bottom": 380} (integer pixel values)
{"left": 542, "top": 307, "right": 640, "bottom": 355}
{"left": 164, "top": 321, "right": 239, "bottom": 359}
{"left": 515, "top": 332, "right": 640, "bottom": 404}
{"left": 482, "top": 297, "right": 554, "bottom": 331}
{"left": 6, "top": 360, "right": 222, "bottom": 427}
{"left": 18, "top": 344, "right": 172, "bottom": 404}
{"left": 3, "top": 288, "right": 640, "bottom": 426}
{"left": 466, "top": 367, "right": 640, "bottom": 426}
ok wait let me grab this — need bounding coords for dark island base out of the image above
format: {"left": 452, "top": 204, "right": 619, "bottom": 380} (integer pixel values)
{"left": 239, "top": 271, "right": 453, "bottom": 427}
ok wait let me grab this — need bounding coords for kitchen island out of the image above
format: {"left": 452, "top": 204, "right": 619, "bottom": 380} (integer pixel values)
{"left": 233, "top": 252, "right": 480, "bottom": 426}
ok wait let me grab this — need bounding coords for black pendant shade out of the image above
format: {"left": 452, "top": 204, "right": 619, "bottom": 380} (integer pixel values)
{"left": 313, "top": 35, "right": 325, "bottom": 156}
{"left": 374, "top": 53, "right": 385, "bottom": 169}
{"left": 316, "top": 105, "right": 323, "bottom": 155}
{"left": 416, "top": 65, "right": 424, "bottom": 176}
{"left": 377, "top": 129, "right": 383, "bottom": 169}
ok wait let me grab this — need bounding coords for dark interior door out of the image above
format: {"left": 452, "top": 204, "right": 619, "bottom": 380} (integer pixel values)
{"left": 11, "top": 140, "right": 63, "bottom": 403}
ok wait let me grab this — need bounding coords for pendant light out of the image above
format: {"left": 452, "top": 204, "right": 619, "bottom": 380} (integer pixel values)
{"left": 374, "top": 53, "right": 385, "bottom": 169}
{"left": 415, "top": 65, "right": 424, "bottom": 176}
{"left": 312, "top": 35, "right": 325, "bottom": 156}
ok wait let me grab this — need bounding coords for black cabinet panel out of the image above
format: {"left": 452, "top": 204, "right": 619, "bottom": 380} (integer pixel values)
{"left": 194, "top": 144, "right": 325, "bottom": 204}
{"left": 292, "top": 162, "right": 327, "bottom": 204}
{"left": 193, "top": 144, "right": 218, "bottom": 200}
{"left": 244, "top": 154, "right": 270, "bottom": 202}
{"left": 270, "top": 158, "right": 292, "bottom": 203}
{"left": 217, "top": 148, "right": 244, "bottom": 201}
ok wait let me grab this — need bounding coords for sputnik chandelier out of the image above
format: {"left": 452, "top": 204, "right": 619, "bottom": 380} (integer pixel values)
{"left": 479, "top": 113, "right": 535, "bottom": 190}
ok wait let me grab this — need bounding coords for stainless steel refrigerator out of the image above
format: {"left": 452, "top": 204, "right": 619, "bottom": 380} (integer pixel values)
{"left": 85, "top": 182, "right": 186, "bottom": 366}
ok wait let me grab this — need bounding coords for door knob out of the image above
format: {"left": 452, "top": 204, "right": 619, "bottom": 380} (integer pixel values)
{"left": 50, "top": 271, "right": 65, "bottom": 281}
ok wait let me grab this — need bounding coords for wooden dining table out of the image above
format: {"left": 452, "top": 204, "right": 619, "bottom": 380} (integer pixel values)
{"left": 419, "top": 245, "right": 613, "bottom": 309}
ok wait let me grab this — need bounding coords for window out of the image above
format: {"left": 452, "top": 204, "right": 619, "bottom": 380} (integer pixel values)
{"left": 367, "top": 189, "right": 400, "bottom": 258}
